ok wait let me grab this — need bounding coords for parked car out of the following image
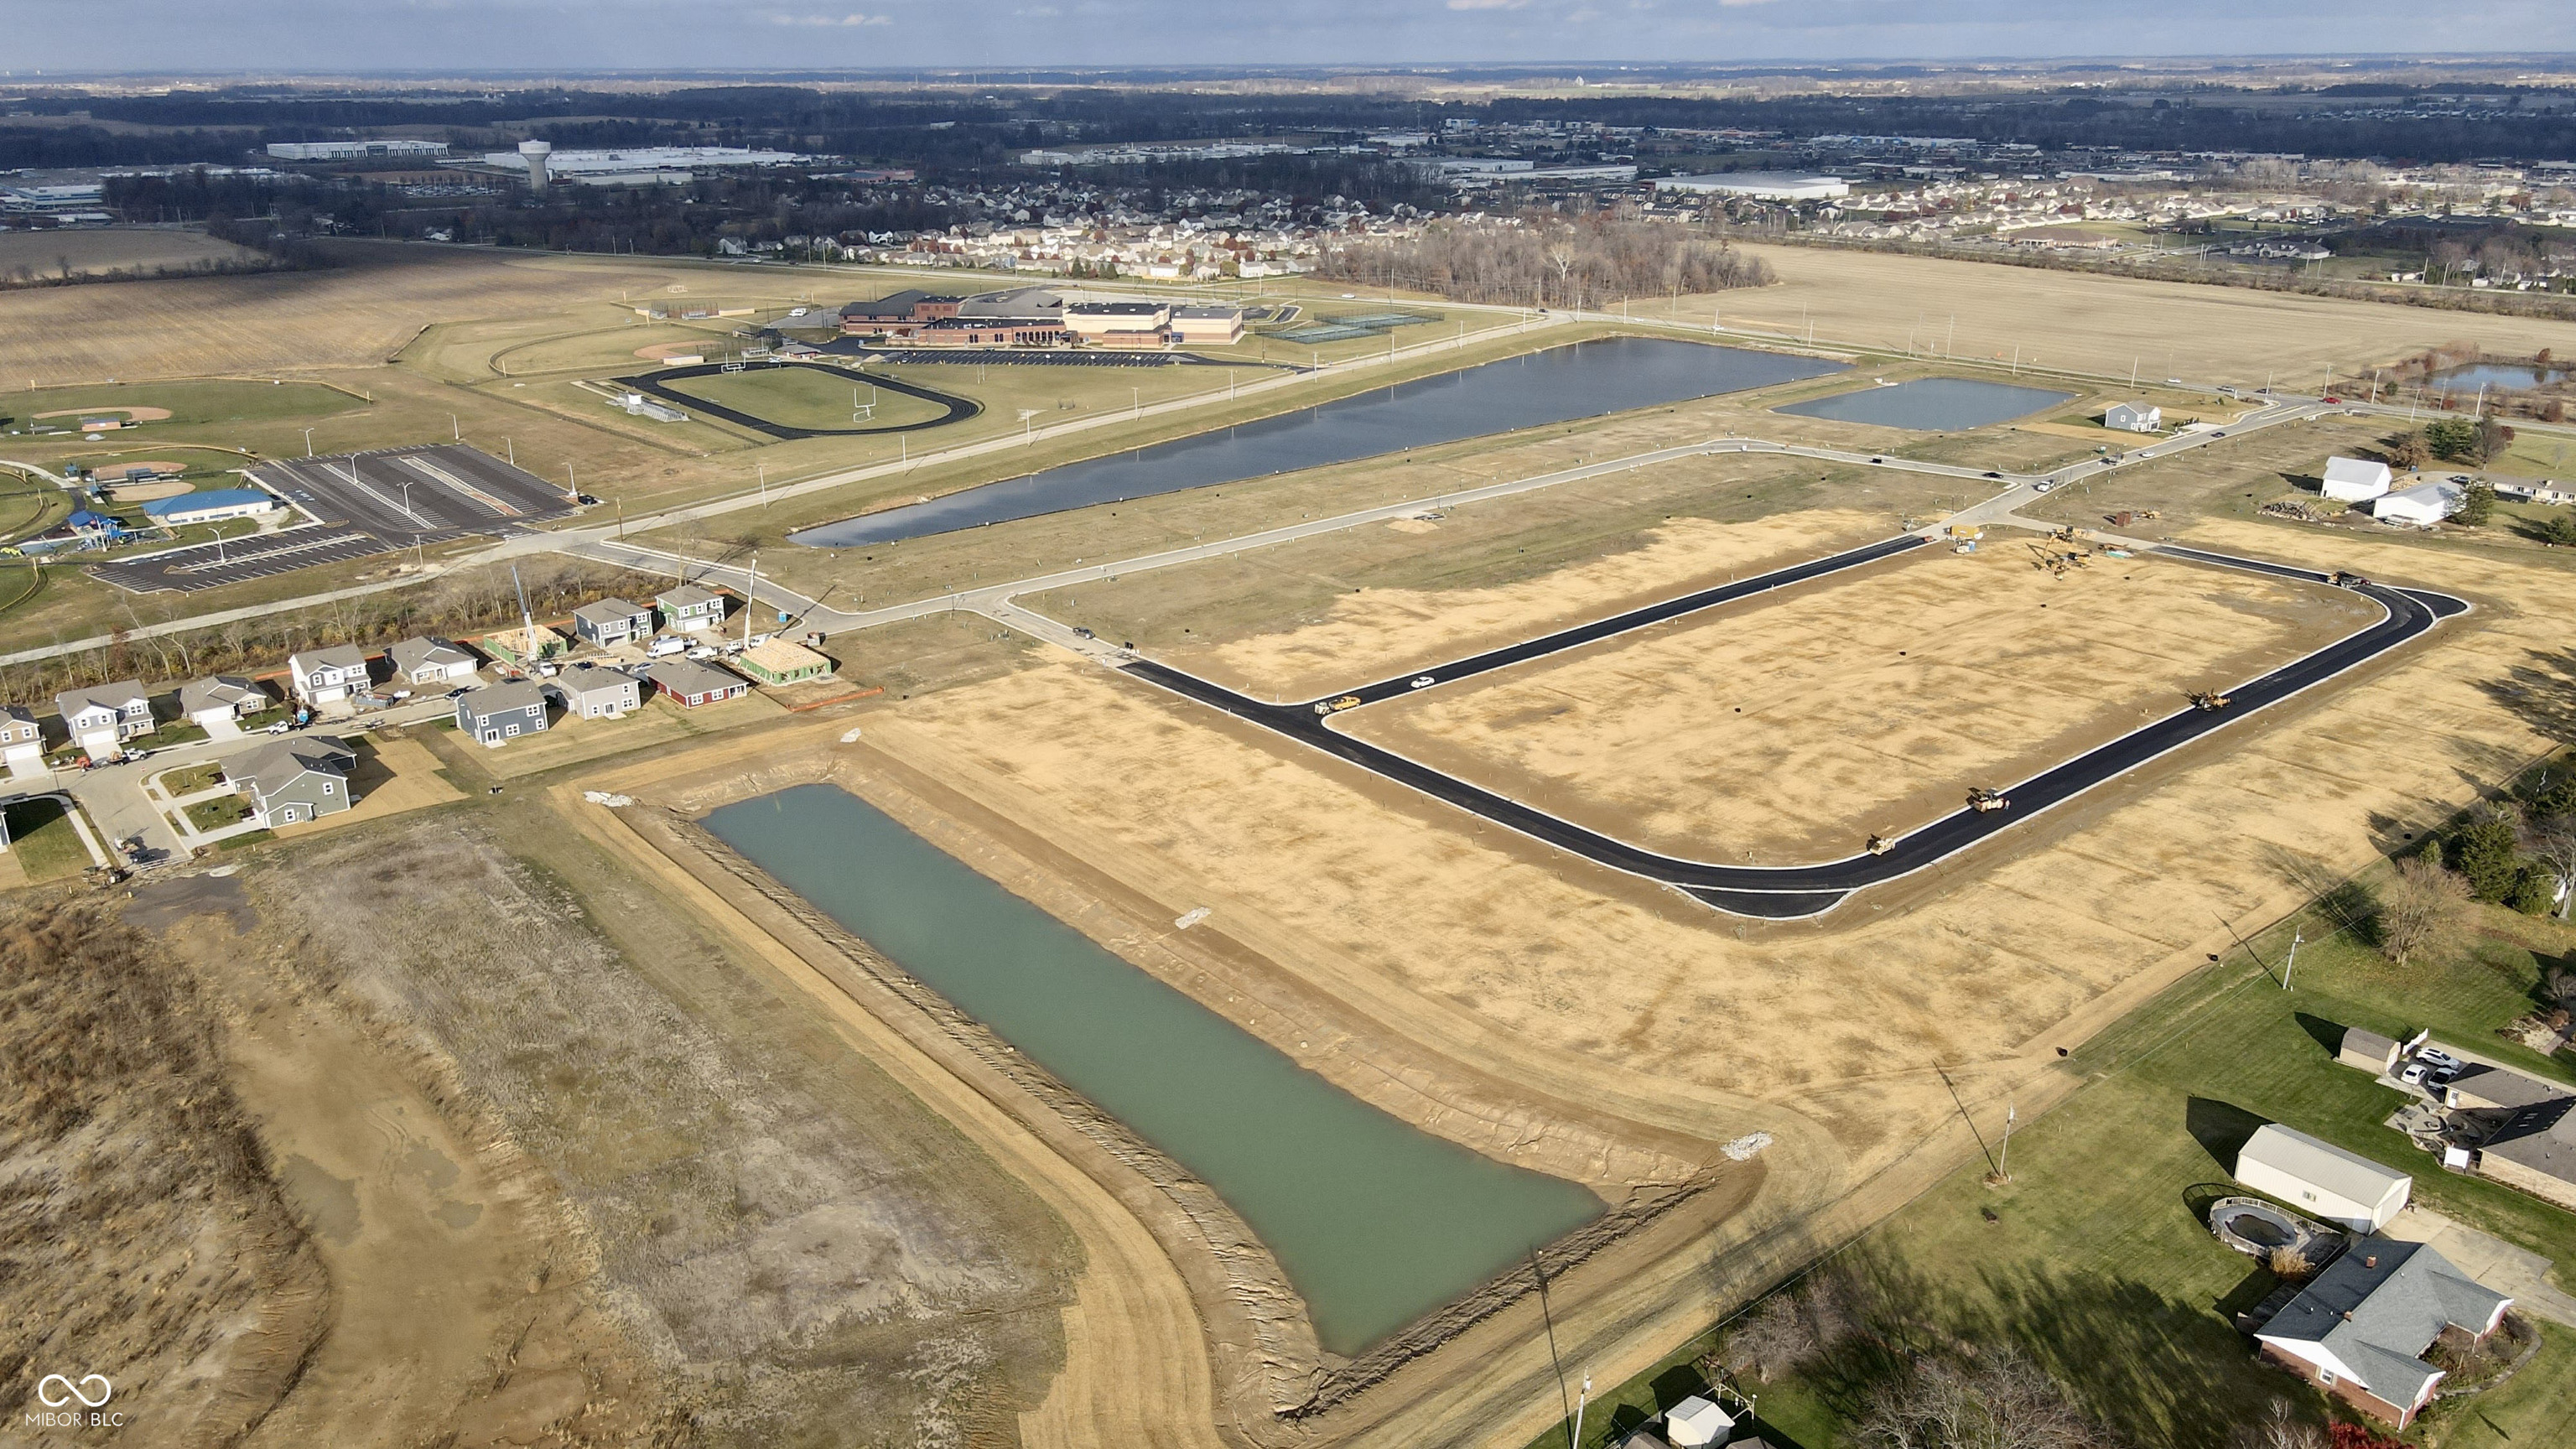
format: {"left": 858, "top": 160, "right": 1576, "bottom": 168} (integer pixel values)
{"left": 2416, "top": 1046, "right": 2463, "bottom": 1072}
{"left": 687, "top": 646, "right": 719, "bottom": 661}
{"left": 2400, "top": 1062, "right": 2431, "bottom": 1086}
{"left": 2032, "top": 481, "right": 2055, "bottom": 493}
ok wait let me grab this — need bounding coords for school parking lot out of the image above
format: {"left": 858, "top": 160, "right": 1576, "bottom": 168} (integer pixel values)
{"left": 90, "top": 525, "right": 392, "bottom": 594}
{"left": 251, "top": 444, "right": 579, "bottom": 543}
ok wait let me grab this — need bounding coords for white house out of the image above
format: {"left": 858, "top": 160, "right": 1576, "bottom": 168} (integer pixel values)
{"left": 178, "top": 676, "right": 267, "bottom": 738}
{"left": 2374, "top": 480, "right": 2464, "bottom": 527}
{"left": 286, "top": 645, "right": 371, "bottom": 706}
{"left": 2236, "top": 1123, "right": 2412, "bottom": 1232}
{"left": 387, "top": 636, "right": 480, "bottom": 687}
{"left": 54, "top": 680, "right": 153, "bottom": 760}
{"left": 0, "top": 704, "right": 46, "bottom": 777}
{"left": 2322, "top": 456, "right": 2395, "bottom": 502}
{"left": 2104, "top": 401, "right": 2162, "bottom": 433}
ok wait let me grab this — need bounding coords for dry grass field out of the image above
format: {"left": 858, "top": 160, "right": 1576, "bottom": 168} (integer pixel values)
{"left": 0, "top": 227, "right": 262, "bottom": 283}
{"left": 1657, "top": 242, "right": 2576, "bottom": 385}
{"left": 1339, "top": 543, "right": 2381, "bottom": 860}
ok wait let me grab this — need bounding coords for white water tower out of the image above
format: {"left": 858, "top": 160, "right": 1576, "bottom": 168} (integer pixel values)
{"left": 518, "top": 138, "right": 553, "bottom": 192}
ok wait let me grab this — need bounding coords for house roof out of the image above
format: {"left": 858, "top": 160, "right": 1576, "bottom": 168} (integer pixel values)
{"left": 573, "top": 596, "right": 650, "bottom": 626}
{"left": 292, "top": 643, "right": 369, "bottom": 671}
{"left": 2482, "top": 1096, "right": 2576, "bottom": 1186}
{"left": 2376, "top": 480, "right": 2464, "bottom": 516}
{"left": 458, "top": 679, "right": 547, "bottom": 716}
{"left": 545, "top": 663, "right": 636, "bottom": 700}
{"left": 229, "top": 734, "right": 356, "bottom": 802}
{"left": 0, "top": 704, "right": 34, "bottom": 725}
{"left": 658, "top": 584, "right": 722, "bottom": 610}
{"left": 2239, "top": 1124, "right": 2410, "bottom": 1206}
{"left": 2341, "top": 1026, "right": 2397, "bottom": 1060}
{"left": 141, "top": 487, "right": 275, "bottom": 517}
{"left": 2446, "top": 1063, "right": 2569, "bottom": 1112}
{"left": 55, "top": 679, "right": 148, "bottom": 716}
{"left": 178, "top": 675, "right": 262, "bottom": 713}
{"left": 641, "top": 657, "right": 744, "bottom": 696}
{"left": 2324, "top": 456, "right": 2393, "bottom": 486}
{"left": 741, "top": 638, "right": 828, "bottom": 675}
{"left": 2257, "top": 1239, "right": 2508, "bottom": 1407}
{"left": 387, "top": 636, "right": 473, "bottom": 673}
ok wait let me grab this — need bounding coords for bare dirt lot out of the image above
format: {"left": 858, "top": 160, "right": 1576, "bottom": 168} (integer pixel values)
{"left": 1340, "top": 543, "right": 2382, "bottom": 860}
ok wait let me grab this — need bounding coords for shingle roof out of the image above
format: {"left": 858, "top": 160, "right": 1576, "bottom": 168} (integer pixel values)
{"left": 657, "top": 584, "right": 721, "bottom": 610}
{"left": 387, "top": 636, "right": 473, "bottom": 675}
{"left": 229, "top": 734, "right": 355, "bottom": 802}
{"left": 293, "top": 643, "right": 369, "bottom": 671}
{"left": 179, "top": 675, "right": 262, "bottom": 713}
{"left": 55, "top": 679, "right": 148, "bottom": 715}
{"left": 573, "top": 596, "right": 650, "bottom": 626}
{"left": 459, "top": 679, "right": 546, "bottom": 717}
{"left": 641, "top": 657, "right": 743, "bottom": 696}
{"left": 2482, "top": 1096, "right": 2576, "bottom": 1187}
{"left": 546, "top": 663, "right": 636, "bottom": 701}
{"left": 2257, "top": 1239, "right": 2508, "bottom": 1407}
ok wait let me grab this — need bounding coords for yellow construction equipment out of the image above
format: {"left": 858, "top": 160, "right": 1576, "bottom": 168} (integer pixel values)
{"left": 2189, "top": 690, "right": 2233, "bottom": 712}
{"left": 1966, "top": 787, "right": 2010, "bottom": 813}
{"left": 1946, "top": 523, "right": 1985, "bottom": 540}
{"left": 1866, "top": 834, "right": 1893, "bottom": 854}
{"left": 1313, "top": 695, "right": 1363, "bottom": 715}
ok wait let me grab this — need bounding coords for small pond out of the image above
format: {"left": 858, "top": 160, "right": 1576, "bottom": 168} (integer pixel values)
{"left": 789, "top": 337, "right": 1846, "bottom": 548}
{"left": 2426, "top": 363, "right": 2573, "bottom": 393}
{"left": 1773, "top": 377, "right": 2078, "bottom": 431}
{"left": 704, "top": 783, "right": 1605, "bottom": 1354}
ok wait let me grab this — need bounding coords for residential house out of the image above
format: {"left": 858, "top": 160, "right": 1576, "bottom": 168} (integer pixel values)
{"left": 2103, "top": 401, "right": 2161, "bottom": 433}
{"left": 286, "top": 644, "right": 371, "bottom": 706}
{"left": 54, "top": 680, "right": 153, "bottom": 759}
{"left": 2323, "top": 456, "right": 2396, "bottom": 502}
{"left": 543, "top": 663, "right": 641, "bottom": 719}
{"left": 657, "top": 585, "right": 726, "bottom": 634}
{"left": 571, "top": 597, "right": 655, "bottom": 648}
{"left": 2236, "top": 1124, "right": 2412, "bottom": 1232}
{"left": 640, "top": 657, "right": 749, "bottom": 707}
{"left": 2254, "top": 1239, "right": 2510, "bottom": 1428}
{"left": 454, "top": 680, "right": 550, "bottom": 745}
{"left": 2471, "top": 1096, "right": 2576, "bottom": 1212}
{"left": 387, "top": 636, "right": 480, "bottom": 687}
{"left": 2493, "top": 479, "right": 2576, "bottom": 506}
{"left": 734, "top": 638, "right": 832, "bottom": 687}
{"left": 178, "top": 676, "right": 267, "bottom": 737}
{"left": 0, "top": 704, "right": 45, "bottom": 776}
{"left": 2373, "top": 480, "right": 2464, "bottom": 526}
{"left": 2442, "top": 1063, "right": 2566, "bottom": 1114}
{"left": 228, "top": 734, "right": 358, "bottom": 828}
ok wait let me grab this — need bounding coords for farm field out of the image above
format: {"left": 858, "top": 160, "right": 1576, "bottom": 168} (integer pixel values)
{"left": 1339, "top": 543, "right": 2382, "bottom": 861}
{"left": 0, "top": 227, "right": 263, "bottom": 283}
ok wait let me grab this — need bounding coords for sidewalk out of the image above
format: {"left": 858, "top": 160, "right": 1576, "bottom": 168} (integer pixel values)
{"left": 2381, "top": 1205, "right": 2576, "bottom": 1327}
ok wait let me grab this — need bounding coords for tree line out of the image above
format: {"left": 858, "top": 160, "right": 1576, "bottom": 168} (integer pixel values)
{"left": 1318, "top": 211, "right": 1774, "bottom": 309}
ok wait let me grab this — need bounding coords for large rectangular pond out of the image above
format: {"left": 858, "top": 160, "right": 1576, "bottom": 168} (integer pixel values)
{"left": 789, "top": 337, "right": 1846, "bottom": 548}
{"left": 1773, "top": 377, "right": 2076, "bottom": 431}
{"left": 704, "top": 783, "right": 1604, "bottom": 1354}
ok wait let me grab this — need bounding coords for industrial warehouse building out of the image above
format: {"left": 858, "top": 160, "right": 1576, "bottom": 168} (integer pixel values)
{"left": 141, "top": 488, "right": 282, "bottom": 528}
{"left": 1654, "top": 171, "right": 1849, "bottom": 200}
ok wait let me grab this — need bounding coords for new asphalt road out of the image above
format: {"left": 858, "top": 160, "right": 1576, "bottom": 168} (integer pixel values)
{"left": 1119, "top": 541, "right": 2468, "bottom": 919}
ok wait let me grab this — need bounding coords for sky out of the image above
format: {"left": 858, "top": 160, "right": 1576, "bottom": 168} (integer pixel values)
{"left": 6, "top": 0, "right": 2574, "bottom": 75}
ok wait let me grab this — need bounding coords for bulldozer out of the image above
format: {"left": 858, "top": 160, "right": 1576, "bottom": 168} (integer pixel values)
{"left": 2189, "top": 690, "right": 2233, "bottom": 712}
{"left": 2330, "top": 570, "right": 2371, "bottom": 589}
{"left": 1966, "top": 787, "right": 2010, "bottom": 813}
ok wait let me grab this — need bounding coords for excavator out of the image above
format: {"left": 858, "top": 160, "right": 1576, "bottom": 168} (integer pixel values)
{"left": 1966, "top": 787, "right": 2010, "bottom": 813}
{"left": 2189, "top": 690, "right": 2234, "bottom": 712}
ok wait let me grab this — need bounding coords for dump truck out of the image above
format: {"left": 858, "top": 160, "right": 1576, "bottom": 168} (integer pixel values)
{"left": 1313, "top": 695, "right": 1363, "bottom": 715}
{"left": 1966, "top": 787, "right": 2009, "bottom": 813}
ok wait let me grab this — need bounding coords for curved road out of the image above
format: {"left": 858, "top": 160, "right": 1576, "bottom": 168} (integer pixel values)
{"left": 1120, "top": 541, "right": 2467, "bottom": 919}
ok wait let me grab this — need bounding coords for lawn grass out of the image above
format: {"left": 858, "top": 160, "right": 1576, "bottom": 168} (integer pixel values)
{"left": 1531, "top": 886, "right": 2576, "bottom": 1449}
{"left": 184, "top": 795, "right": 252, "bottom": 832}
{"left": 658, "top": 365, "right": 956, "bottom": 431}
{"left": 2, "top": 797, "right": 91, "bottom": 880}
{"left": 156, "top": 761, "right": 225, "bottom": 796}
{"left": 8, "top": 379, "right": 364, "bottom": 431}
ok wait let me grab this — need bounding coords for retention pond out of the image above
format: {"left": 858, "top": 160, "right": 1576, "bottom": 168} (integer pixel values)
{"left": 704, "top": 782, "right": 1605, "bottom": 1355}
{"left": 1773, "top": 376, "right": 2076, "bottom": 431}
{"left": 789, "top": 336, "right": 1846, "bottom": 548}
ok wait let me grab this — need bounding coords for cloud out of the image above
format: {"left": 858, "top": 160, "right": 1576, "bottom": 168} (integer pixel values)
{"left": 769, "top": 10, "right": 892, "bottom": 23}
{"left": 1445, "top": 0, "right": 1530, "bottom": 9}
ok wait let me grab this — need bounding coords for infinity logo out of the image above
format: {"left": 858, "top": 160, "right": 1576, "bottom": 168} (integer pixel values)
{"left": 36, "top": 1374, "right": 112, "bottom": 1409}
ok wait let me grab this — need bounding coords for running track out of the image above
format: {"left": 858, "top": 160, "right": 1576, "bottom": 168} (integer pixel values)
{"left": 1119, "top": 539, "right": 2468, "bottom": 919}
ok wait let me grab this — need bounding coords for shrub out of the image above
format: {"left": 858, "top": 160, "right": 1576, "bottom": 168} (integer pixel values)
{"left": 2507, "top": 866, "right": 2558, "bottom": 916}
{"left": 2446, "top": 808, "right": 2525, "bottom": 902}
{"left": 2454, "top": 481, "right": 2496, "bottom": 526}
{"left": 2425, "top": 417, "right": 2480, "bottom": 460}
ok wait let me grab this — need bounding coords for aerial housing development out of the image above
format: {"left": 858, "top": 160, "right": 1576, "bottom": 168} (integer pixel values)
{"left": 6, "top": 44, "right": 2576, "bottom": 1449}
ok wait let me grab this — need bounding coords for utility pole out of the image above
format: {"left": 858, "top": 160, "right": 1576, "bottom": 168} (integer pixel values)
{"left": 743, "top": 551, "right": 759, "bottom": 646}
{"left": 1571, "top": 1374, "right": 1592, "bottom": 1449}
{"left": 2283, "top": 929, "right": 2303, "bottom": 990}
{"left": 756, "top": 460, "right": 768, "bottom": 508}
{"left": 1994, "top": 1101, "right": 2016, "bottom": 1184}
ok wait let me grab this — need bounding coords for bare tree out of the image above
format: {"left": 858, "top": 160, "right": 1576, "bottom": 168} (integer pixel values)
{"left": 2228, "top": 1400, "right": 2326, "bottom": 1449}
{"left": 1728, "top": 1292, "right": 1820, "bottom": 1383}
{"left": 2380, "top": 855, "right": 2470, "bottom": 966}
{"left": 1857, "top": 1348, "right": 2112, "bottom": 1449}
{"left": 2530, "top": 814, "right": 2576, "bottom": 921}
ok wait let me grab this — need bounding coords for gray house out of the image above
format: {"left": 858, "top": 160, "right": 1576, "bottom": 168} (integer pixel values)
{"left": 454, "top": 679, "right": 550, "bottom": 745}
{"left": 571, "top": 597, "right": 654, "bottom": 648}
{"left": 657, "top": 584, "right": 726, "bottom": 633}
{"left": 179, "top": 675, "right": 268, "bottom": 733}
{"left": 228, "top": 734, "right": 358, "bottom": 827}
{"left": 543, "top": 663, "right": 641, "bottom": 719}
{"left": 387, "top": 636, "right": 480, "bottom": 686}
{"left": 2253, "top": 1239, "right": 2510, "bottom": 1428}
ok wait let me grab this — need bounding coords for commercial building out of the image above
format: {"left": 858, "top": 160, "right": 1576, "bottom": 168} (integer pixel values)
{"left": 1170, "top": 305, "right": 1248, "bottom": 345}
{"left": 2235, "top": 1124, "right": 2412, "bottom": 1233}
{"left": 140, "top": 488, "right": 280, "bottom": 528}
{"left": 2253, "top": 1239, "right": 2510, "bottom": 1428}
{"left": 1064, "top": 300, "right": 1172, "bottom": 347}
{"left": 267, "top": 140, "right": 450, "bottom": 161}
{"left": 1654, "top": 172, "right": 1850, "bottom": 200}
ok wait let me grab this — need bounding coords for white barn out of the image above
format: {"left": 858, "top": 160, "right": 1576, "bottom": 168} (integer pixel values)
{"left": 2374, "top": 480, "right": 2464, "bottom": 527}
{"left": 2105, "top": 402, "right": 2161, "bottom": 433}
{"left": 2322, "top": 456, "right": 2395, "bottom": 502}
{"left": 2236, "top": 1124, "right": 2412, "bottom": 1232}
